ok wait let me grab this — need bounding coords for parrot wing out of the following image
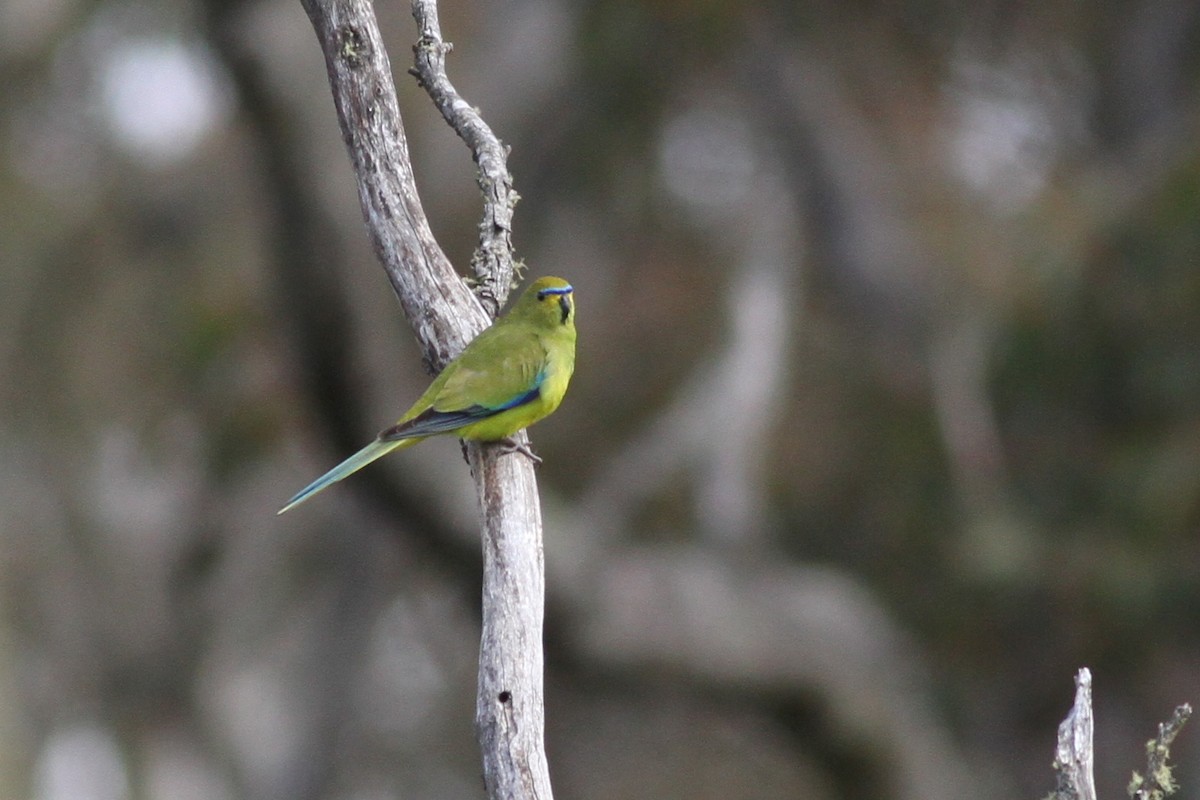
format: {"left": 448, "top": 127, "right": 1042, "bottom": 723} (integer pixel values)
{"left": 380, "top": 326, "right": 548, "bottom": 442}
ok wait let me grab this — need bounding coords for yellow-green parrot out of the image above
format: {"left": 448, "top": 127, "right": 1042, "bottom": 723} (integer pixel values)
{"left": 278, "top": 276, "right": 576, "bottom": 514}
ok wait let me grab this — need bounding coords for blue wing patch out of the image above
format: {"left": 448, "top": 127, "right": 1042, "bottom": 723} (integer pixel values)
{"left": 379, "top": 386, "right": 541, "bottom": 441}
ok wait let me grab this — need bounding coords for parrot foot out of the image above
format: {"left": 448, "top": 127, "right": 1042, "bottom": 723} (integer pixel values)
{"left": 497, "top": 437, "right": 543, "bottom": 464}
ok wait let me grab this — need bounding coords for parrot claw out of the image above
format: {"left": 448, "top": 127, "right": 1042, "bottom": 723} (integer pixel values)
{"left": 458, "top": 438, "right": 543, "bottom": 465}
{"left": 497, "top": 437, "right": 542, "bottom": 464}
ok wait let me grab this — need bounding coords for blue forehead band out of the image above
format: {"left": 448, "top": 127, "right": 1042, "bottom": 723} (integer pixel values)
{"left": 537, "top": 285, "right": 573, "bottom": 300}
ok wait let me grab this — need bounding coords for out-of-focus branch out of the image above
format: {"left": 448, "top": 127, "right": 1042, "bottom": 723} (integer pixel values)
{"left": 551, "top": 544, "right": 980, "bottom": 800}
{"left": 410, "top": 0, "right": 518, "bottom": 315}
{"left": 299, "top": 2, "right": 553, "bottom": 797}
{"left": 575, "top": 173, "right": 798, "bottom": 548}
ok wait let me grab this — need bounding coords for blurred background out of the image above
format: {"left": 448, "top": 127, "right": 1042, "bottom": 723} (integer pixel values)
{"left": 3, "top": 0, "right": 1200, "bottom": 798}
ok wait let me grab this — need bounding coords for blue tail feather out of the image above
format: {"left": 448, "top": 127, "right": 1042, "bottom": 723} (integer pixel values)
{"left": 277, "top": 438, "right": 405, "bottom": 514}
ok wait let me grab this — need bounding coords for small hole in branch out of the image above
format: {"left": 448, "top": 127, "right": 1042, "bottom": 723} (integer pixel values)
{"left": 498, "top": 691, "right": 512, "bottom": 704}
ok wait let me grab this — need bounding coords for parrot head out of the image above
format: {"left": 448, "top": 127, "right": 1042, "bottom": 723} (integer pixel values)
{"left": 515, "top": 276, "right": 574, "bottom": 328}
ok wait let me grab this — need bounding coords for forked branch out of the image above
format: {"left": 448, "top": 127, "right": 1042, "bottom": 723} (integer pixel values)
{"left": 299, "top": 2, "right": 552, "bottom": 797}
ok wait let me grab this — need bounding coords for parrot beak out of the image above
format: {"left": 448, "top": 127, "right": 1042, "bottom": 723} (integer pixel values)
{"left": 558, "top": 293, "right": 572, "bottom": 324}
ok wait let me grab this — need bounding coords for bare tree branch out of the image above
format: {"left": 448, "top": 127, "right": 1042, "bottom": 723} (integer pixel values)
{"left": 300, "top": 0, "right": 486, "bottom": 363}
{"left": 299, "top": 1, "right": 553, "bottom": 797}
{"left": 201, "top": 0, "right": 478, "bottom": 578}
{"left": 1053, "top": 668, "right": 1098, "bottom": 800}
{"left": 410, "top": 0, "right": 519, "bottom": 316}
{"left": 1051, "top": 669, "right": 1191, "bottom": 800}
{"left": 466, "top": 444, "right": 553, "bottom": 800}
{"left": 1130, "top": 703, "right": 1191, "bottom": 800}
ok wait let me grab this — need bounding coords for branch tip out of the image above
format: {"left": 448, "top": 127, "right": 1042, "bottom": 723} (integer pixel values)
{"left": 409, "top": 0, "right": 519, "bottom": 306}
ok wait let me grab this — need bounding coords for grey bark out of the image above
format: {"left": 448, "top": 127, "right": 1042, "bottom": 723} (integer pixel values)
{"left": 299, "top": 1, "right": 553, "bottom": 797}
{"left": 410, "top": 0, "right": 520, "bottom": 316}
{"left": 1051, "top": 668, "right": 1190, "bottom": 800}
{"left": 1054, "top": 668, "right": 1098, "bottom": 800}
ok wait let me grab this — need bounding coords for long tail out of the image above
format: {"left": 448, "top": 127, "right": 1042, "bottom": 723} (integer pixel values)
{"left": 277, "top": 437, "right": 415, "bottom": 514}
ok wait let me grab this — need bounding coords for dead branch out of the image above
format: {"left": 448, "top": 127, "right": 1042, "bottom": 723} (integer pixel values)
{"left": 298, "top": 1, "right": 553, "bottom": 796}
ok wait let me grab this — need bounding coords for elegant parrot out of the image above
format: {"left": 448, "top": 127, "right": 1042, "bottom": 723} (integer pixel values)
{"left": 278, "top": 276, "right": 576, "bottom": 514}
